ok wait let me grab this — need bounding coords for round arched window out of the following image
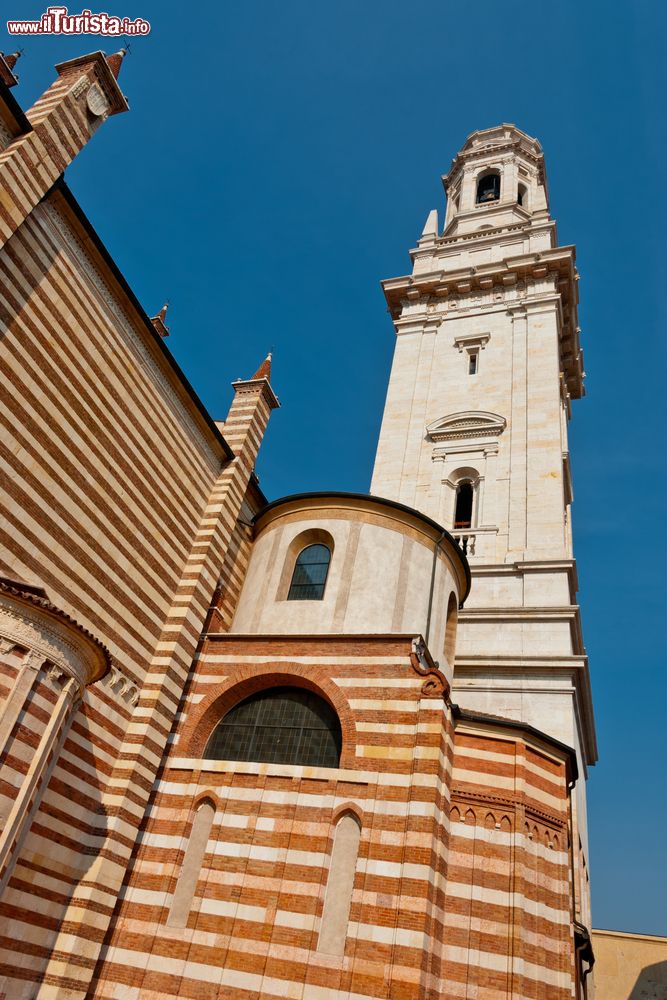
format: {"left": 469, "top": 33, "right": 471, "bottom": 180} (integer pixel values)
{"left": 204, "top": 687, "right": 342, "bottom": 768}
{"left": 476, "top": 172, "right": 500, "bottom": 204}
{"left": 287, "top": 543, "right": 331, "bottom": 600}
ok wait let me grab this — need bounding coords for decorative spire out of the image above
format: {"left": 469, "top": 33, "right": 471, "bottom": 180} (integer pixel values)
{"left": 0, "top": 50, "right": 21, "bottom": 88}
{"left": 105, "top": 48, "right": 127, "bottom": 80}
{"left": 230, "top": 352, "right": 279, "bottom": 409}
{"left": 251, "top": 352, "right": 272, "bottom": 382}
{"left": 150, "top": 302, "right": 169, "bottom": 338}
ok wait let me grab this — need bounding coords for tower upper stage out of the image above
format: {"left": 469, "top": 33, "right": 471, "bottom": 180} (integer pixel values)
{"left": 442, "top": 123, "right": 549, "bottom": 237}
{"left": 383, "top": 123, "right": 584, "bottom": 401}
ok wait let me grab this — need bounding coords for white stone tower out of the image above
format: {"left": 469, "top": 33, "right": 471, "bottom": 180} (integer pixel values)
{"left": 371, "top": 123, "right": 596, "bottom": 925}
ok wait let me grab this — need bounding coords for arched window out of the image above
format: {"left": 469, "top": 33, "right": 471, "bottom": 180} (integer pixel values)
{"left": 287, "top": 543, "right": 331, "bottom": 600}
{"left": 476, "top": 172, "right": 500, "bottom": 204}
{"left": 204, "top": 687, "right": 342, "bottom": 768}
{"left": 454, "top": 481, "right": 474, "bottom": 529}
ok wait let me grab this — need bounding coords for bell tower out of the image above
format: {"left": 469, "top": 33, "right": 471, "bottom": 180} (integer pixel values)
{"left": 371, "top": 124, "right": 596, "bottom": 927}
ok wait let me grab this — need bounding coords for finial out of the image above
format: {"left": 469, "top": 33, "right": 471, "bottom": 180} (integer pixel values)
{"left": 251, "top": 352, "right": 272, "bottom": 381}
{"left": 106, "top": 47, "right": 127, "bottom": 80}
{"left": 150, "top": 301, "right": 170, "bottom": 338}
{"left": 4, "top": 51, "right": 21, "bottom": 71}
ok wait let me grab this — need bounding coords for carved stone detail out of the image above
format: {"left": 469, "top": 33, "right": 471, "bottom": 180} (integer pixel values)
{"left": 0, "top": 591, "right": 106, "bottom": 688}
{"left": 410, "top": 637, "right": 450, "bottom": 700}
{"left": 100, "top": 665, "right": 140, "bottom": 707}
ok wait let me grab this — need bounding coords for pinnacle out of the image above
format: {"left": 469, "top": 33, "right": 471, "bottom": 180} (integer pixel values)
{"left": 251, "top": 352, "right": 272, "bottom": 382}
{"left": 106, "top": 48, "right": 127, "bottom": 80}
{"left": 150, "top": 302, "right": 170, "bottom": 337}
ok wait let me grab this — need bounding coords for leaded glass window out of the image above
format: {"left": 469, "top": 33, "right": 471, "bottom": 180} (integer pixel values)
{"left": 287, "top": 543, "right": 331, "bottom": 601}
{"left": 204, "top": 687, "right": 342, "bottom": 768}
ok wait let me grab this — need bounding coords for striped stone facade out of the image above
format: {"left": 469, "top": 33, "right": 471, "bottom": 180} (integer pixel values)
{"left": 0, "top": 52, "right": 594, "bottom": 1000}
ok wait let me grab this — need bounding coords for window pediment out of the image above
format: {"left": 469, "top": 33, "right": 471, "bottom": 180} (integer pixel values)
{"left": 426, "top": 410, "right": 506, "bottom": 443}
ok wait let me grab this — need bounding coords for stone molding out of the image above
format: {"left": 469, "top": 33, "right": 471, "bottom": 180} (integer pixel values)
{"left": 99, "top": 665, "right": 140, "bottom": 707}
{"left": 453, "top": 331, "right": 490, "bottom": 353}
{"left": 426, "top": 410, "right": 506, "bottom": 443}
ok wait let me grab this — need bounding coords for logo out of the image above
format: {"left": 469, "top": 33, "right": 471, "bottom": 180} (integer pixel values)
{"left": 7, "top": 6, "right": 150, "bottom": 35}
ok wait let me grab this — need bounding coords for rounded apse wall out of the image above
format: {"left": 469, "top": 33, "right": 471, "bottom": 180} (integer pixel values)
{"left": 231, "top": 493, "right": 469, "bottom": 675}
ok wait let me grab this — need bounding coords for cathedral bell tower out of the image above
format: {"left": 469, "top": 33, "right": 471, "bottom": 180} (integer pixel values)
{"left": 371, "top": 124, "right": 596, "bottom": 927}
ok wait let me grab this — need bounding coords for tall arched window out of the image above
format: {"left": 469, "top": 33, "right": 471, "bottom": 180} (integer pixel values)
{"left": 454, "top": 481, "right": 474, "bottom": 529}
{"left": 287, "top": 543, "right": 331, "bottom": 600}
{"left": 444, "top": 592, "right": 458, "bottom": 665}
{"left": 476, "top": 172, "right": 500, "bottom": 204}
{"left": 204, "top": 687, "right": 342, "bottom": 768}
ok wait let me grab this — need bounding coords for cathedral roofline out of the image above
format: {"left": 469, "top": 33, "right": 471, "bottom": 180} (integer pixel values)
{"left": 254, "top": 491, "right": 471, "bottom": 601}
{"left": 48, "top": 178, "right": 235, "bottom": 464}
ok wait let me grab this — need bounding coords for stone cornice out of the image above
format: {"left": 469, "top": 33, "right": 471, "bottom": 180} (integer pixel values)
{"left": 459, "top": 603, "right": 585, "bottom": 656}
{"left": 231, "top": 376, "right": 280, "bottom": 411}
{"left": 453, "top": 653, "right": 597, "bottom": 766}
{"left": 382, "top": 246, "right": 584, "bottom": 400}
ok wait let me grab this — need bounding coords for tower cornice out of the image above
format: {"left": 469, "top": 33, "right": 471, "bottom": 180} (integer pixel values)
{"left": 443, "top": 123, "right": 546, "bottom": 191}
{"left": 381, "top": 246, "right": 584, "bottom": 399}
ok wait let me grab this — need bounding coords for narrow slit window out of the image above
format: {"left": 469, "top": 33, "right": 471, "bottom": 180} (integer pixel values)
{"left": 287, "top": 543, "right": 331, "bottom": 601}
{"left": 468, "top": 351, "right": 478, "bottom": 375}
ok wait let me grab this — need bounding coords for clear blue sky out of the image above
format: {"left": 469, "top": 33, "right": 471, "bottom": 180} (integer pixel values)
{"left": 8, "top": 0, "right": 666, "bottom": 935}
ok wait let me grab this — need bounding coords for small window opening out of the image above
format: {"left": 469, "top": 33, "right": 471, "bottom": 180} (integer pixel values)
{"left": 454, "top": 481, "right": 474, "bottom": 529}
{"left": 468, "top": 351, "right": 478, "bottom": 375}
{"left": 476, "top": 173, "right": 500, "bottom": 204}
{"left": 287, "top": 543, "right": 331, "bottom": 601}
{"left": 518, "top": 183, "right": 527, "bottom": 207}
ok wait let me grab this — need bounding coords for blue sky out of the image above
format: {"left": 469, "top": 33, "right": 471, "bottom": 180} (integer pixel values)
{"left": 8, "top": 0, "right": 666, "bottom": 934}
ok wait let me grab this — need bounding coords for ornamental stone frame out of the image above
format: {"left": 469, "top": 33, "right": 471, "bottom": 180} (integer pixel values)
{"left": 0, "top": 584, "right": 110, "bottom": 895}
